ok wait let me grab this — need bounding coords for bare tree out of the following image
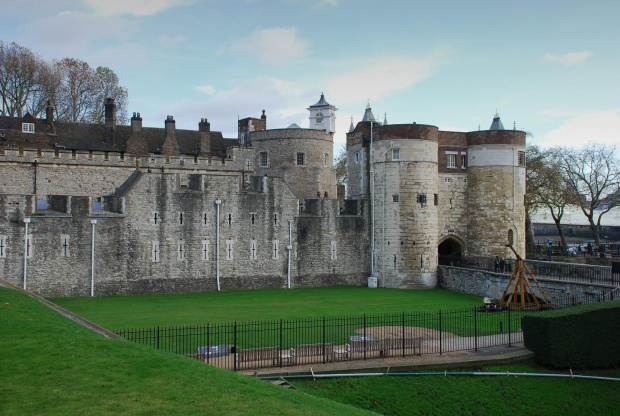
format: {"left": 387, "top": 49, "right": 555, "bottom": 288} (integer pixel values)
{"left": 90, "top": 66, "right": 129, "bottom": 125}
{"left": 556, "top": 144, "right": 620, "bottom": 248}
{"left": 54, "top": 58, "right": 98, "bottom": 123}
{"left": 525, "top": 145, "right": 546, "bottom": 252}
{"left": 0, "top": 41, "right": 47, "bottom": 117}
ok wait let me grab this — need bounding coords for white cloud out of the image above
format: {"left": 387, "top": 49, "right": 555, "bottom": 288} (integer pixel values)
{"left": 537, "top": 108, "right": 580, "bottom": 119}
{"left": 82, "top": 0, "right": 194, "bottom": 16}
{"left": 535, "top": 109, "right": 620, "bottom": 148}
{"left": 542, "top": 51, "right": 592, "bottom": 65}
{"left": 149, "top": 77, "right": 318, "bottom": 136}
{"left": 158, "top": 35, "right": 187, "bottom": 45}
{"left": 20, "top": 11, "right": 135, "bottom": 59}
{"left": 326, "top": 55, "right": 440, "bottom": 105}
{"left": 226, "top": 27, "right": 309, "bottom": 64}
{"left": 194, "top": 85, "right": 216, "bottom": 95}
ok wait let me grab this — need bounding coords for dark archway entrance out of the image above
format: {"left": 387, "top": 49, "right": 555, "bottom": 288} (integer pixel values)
{"left": 438, "top": 238, "right": 463, "bottom": 265}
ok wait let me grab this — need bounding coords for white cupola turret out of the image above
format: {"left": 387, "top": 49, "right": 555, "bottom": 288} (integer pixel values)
{"left": 308, "top": 93, "right": 337, "bottom": 133}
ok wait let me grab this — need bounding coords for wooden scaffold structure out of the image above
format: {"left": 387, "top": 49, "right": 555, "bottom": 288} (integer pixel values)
{"left": 499, "top": 244, "right": 553, "bottom": 310}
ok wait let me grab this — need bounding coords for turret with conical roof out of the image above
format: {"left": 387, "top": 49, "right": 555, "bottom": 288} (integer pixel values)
{"left": 489, "top": 111, "right": 504, "bottom": 130}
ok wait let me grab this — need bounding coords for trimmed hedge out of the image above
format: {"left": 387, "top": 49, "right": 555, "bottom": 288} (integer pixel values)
{"left": 522, "top": 300, "right": 620, "bottom": 369}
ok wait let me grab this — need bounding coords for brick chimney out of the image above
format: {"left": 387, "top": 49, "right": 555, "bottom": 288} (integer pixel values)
{"left": 104, "top": 98, "right": 117, "bottom": 146}
{"left": 161, "top": 115, "right": 180, "bottom": 156}
{"left": 126, "top": 112, "right": 148, "bottom": 155}
{"left": 198, "top": 118, "right": 210, "bottom": 156}
{"left": 46, "top": 99, "right": 55, "bottom": 133}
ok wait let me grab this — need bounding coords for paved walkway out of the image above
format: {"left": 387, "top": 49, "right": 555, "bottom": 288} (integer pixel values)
{"left": 247, "top": 342, "right": 535, "bottom": 378}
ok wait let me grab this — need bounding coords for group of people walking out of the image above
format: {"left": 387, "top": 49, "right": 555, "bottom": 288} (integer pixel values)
{"left": 494, "top": 256, "right": 511, "bottom": 273}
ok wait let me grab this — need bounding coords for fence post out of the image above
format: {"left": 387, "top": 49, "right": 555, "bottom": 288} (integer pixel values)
{"left": 233, "top": 321, "right": 237, "bottom": 372}
{"left": 323, "top": 316, "right": 326, "bottom": 364}
{"left": 439, "top": 310, "right": 442, "bottom": 355}
{"left": 279, "top": 318, "right": 283, "bottom": 368}
{"left": 157, "top": 326, "right": 160, "bottom": 351}
{"left": 402, "top": 312, "right": 405, "bottom": 357}
{"left": 206, "top": 324, "right": 210, "bottom": 364}
{"left": 363, "top": 314, "right": 367, "bottom": 361}
{"left": 508, "top": 307, "right": 512, "bottom": 347}
{"left": 474, "top": 307, "right": 478, "bottom": 352}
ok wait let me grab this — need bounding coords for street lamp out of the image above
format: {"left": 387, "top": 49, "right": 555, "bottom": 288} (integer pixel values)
{"left": 215, "top": 198, "right": 222, "bottom": 291}
{"left": 90, "top": 219, "right": 97, "bottom": 297}
{"left": 23, "top": 218, "right": 31, "bottom": 290}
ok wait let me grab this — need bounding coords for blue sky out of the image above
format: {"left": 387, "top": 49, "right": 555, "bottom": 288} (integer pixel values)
{"left": 2, "top": 0, "right": 619, "bottom": 149}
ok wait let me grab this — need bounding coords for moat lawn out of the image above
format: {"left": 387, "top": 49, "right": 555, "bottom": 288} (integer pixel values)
{"left": 0, "top": 287, "right": 370, "bottom": 416}
{"left": 50, "top": 287, "right": 482, "bottom": 329}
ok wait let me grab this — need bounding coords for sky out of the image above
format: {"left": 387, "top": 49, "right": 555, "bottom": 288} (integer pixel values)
{"left": 1, "top": 0, "right": 619, "bottom": 150}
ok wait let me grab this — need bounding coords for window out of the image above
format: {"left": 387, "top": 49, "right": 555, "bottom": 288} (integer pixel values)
{"left": 355, "top": 152, "right": 359, "bottom": 163}
{"left": 417, "top": 194, "right": 427, "bottom": 204}
{"left": 434, "top": 194, "right": 438, "bottom": 206}
{"left": 392, "top": 194, "right": 399, "bottom": 203}
{"left": 260, "top": 151, "right": 268, "bottom": 167}
{"left": 22, "top": 123, "right": 35, "bottom": 133}
{"left": 518, "top": 151, "right": 526, "bottom": 167}
{"left": 315, "top": 111, "right": 323, "bottom": 124}
{"left": 201, "top": 240, "right": 209, "bottom": 261}
{"left": 250, "top": 240, "right": 258, "bottom": 260}
{"left": 0, "top": 235, "right": 7, "bottom": 258}
{"left": 461, "top": 152, "right": 467, "bottom": 169}
{"left": 60, "top": 234, "right": 70, "bottom": 257}
{"left": 447, "top": 154, "right": 456, "bottom": 168}
{"left": 272, "top": 240, "right": 279, "bottom": 260}
{"left": 152, "top": 241, "right": 160, "bottom": 262}
{"left": 444, "top": 177, "right": 452, "bottom": 183}
{"left": 178, "top": 240, "right": 185, "bottom": 261}
{"left": 324, "top": 153, "right": 329, "bottom": 167}
{"left": 392, "top": 149, "right": 400, "bottom": 160}
{"left": 330, "top": 241, "right": 337, "bottom": 260}
{"left": 296, "top": 152, "right": 305, "bottom": 166}
{"left": 225, "top": 240, "right": 234, "bottom": 260}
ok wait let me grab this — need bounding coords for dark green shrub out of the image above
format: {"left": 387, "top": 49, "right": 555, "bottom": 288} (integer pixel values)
{"left": 522, "top": 300, "right": 620, "bottom": 369}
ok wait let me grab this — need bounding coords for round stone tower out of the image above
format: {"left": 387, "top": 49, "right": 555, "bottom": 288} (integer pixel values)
{"left": 372, "top": 123, "right": 439, "bottom": 289}
{"left": 465, "top": 113, "right": 526, "bottom": 259}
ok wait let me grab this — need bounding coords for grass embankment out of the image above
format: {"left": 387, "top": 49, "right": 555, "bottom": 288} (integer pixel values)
{"left": 0, "top": 287, "right": 373, "bottom": 416}
{"left": 294, "top": 364, "right": 620, "bottom": 416}
{"left": 51, "top": 287, "right": 483, "bottom": 329}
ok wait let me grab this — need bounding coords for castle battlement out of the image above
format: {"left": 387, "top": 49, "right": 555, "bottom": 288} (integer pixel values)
{"left": 0, "top": 146, "right": 254, "bottom": 172}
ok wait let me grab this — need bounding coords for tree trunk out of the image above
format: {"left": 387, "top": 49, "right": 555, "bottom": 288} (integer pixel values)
{"left": 525, "top": 210, "right": 536, "bottom": 255}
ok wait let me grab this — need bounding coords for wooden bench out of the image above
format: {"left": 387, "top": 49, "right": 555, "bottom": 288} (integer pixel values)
{"left": 386, "top": 337, "right": 422, "bottom": 356}
{"left": 293, "top": 342, "right": 335, "bottom": 363}
{"left": 347, "top": 339, "right": 387, "bottom": 358}
{"left": 236, "top": 346, "right": 281, "bottom": 366}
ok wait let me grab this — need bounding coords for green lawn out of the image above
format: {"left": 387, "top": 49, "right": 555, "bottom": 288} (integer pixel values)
{"left": 50, "top": 287, "right": 484, "bottom": 329}
{"left": 0, "top": 287, "right": 372, "bottom": 416}
{"left": 293, "top": 364, "right": 620, "bottom": 415}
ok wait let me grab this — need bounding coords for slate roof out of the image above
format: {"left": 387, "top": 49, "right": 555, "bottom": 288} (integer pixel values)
{"left": 309, "top": 93, "right": 331, "bottom": 108}
{"left": 489, "top": 112, "right": 505, "bottom": 130}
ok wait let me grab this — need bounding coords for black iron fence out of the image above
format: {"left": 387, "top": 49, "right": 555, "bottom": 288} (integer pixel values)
{"left": 439, "top": 255, "right": 619, "bottom": 286}
{"left": 114, "top": 292, "right": 617, "bottom": 372}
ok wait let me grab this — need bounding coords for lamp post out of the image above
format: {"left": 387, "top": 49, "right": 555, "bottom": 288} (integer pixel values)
{"left": 370, "top": 120, "right": 375, "bottom": 277}
{"left": 215, "top": 198, "right": 222, "bottom": 291}
{"left": 90, "top": 219, "right": 97, "bottom": 297}
{"left": 23, "top": 218, "right": 31, "bottom": 290}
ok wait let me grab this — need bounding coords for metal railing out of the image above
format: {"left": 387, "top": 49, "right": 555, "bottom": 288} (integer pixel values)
{"left": 114, "top": 292, "right": 617, "bottom": 372}
{"left": 439, "top": 255, "right": 618, "bottom": 286}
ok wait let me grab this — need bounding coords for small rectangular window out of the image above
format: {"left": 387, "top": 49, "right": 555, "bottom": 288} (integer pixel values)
{"left": 392, "top": 149, "right": 400, "bottom": 160}
{"left": 355, "top": 152, "right": 359, "bottom": 163}
{"left": 518, "top": 151, "right": 526, "bottom": 167}
{"left": 260, "top": 151, "right": 268, "bottom": 167}
{"left": 22, "top": 123, "right": 35, "bottom": 133}
{"left": 392, "top": 194, "right": 399, "bottom": 203}
{"left": 434, "top": 194, "right": 438, "bottom": 206}
{"left": 0, "top": 235, "right": 7, "bottom": 258}
{"left": 60, "top": 234, "right": 70, "bottom": 257}
{"left": 447, "top": 154, "right": 456, "bottom": 168}
{"left": 152, "top": 241, "right": 160, "bottom": 262}
{"left": 444, "top": 177, "right": 452, "bottom": 183}
{"left": 324, "top": 153, "right": 329, "bottom": 167}
{"left": 201, "top": 240, "right": 209, "bottom": 261}
{"left": 177, "top": 240, "right": 185, "bottom": 261}
{"left": 296, "top": 152, "right": 305, "bottom": 166}
{"left": 417, "top": 194, "right": 427, "bottom": 204}
{"left": 461, "top": 153, "right": 467, "bottom": 169}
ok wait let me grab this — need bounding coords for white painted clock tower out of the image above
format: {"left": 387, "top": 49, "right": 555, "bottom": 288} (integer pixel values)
{"left": 307, "top": 93, "right": 337, "bottom": 133}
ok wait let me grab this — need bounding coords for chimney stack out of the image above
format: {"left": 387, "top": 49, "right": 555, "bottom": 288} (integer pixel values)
{"left": 104, "top": 98, "right": 117, "bottom": 146}
{"left": 198, "top": 118, "right": 211, "bottom": 156}
{"left": 126, "top": 112, "right": 148, "bottom": 155}
{"left": 46, "top": 99, "right": 55, "bottom": 133}
{"left": 131, "top": 112, "right": 142, "bottom": 132}
{"left": 161, "top": 115, "right": 180, "bottom": 156}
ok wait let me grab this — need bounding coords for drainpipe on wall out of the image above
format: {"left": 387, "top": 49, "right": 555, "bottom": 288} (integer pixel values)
{"left": 215, "top": 198, "right": 222, "bottom": 291}
{"left": 23, "top": 218, "right": 30, "bottom": 290}
{"left": 382, "top": 142, "right": 393, "bottom": 287}
{"left": 90, "top": 219, "right": 97, "bottom": 297}
{"left": 287, "top": 219, "right": 293, "bottom": 289}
